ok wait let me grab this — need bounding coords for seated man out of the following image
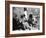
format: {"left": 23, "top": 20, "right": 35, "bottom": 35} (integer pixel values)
{"left": 28, "top": 14, "right": 33, "bottom": 26}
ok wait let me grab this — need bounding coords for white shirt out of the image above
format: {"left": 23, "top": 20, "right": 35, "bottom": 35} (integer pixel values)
{"left": 24, "top": 11, "right": 28, "bottom": 20}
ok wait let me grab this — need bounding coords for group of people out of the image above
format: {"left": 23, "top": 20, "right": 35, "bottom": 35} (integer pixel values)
{"left": 13, "top": 8, "right": 38, "bottom": 30}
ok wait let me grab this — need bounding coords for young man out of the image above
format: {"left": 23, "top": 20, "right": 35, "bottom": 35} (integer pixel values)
{"left": 21, "top": 8, "right": 31, "bottom": 30}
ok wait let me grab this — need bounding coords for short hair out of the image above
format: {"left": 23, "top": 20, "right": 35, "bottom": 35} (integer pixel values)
{"left": 20, "top": 14, "right": 25, "bottom": 18}
{"left": 24, "top": 8, "right": 27, "bottom": 11}
{"left": 29, "top": 14, "right": 32, "bottom": 18}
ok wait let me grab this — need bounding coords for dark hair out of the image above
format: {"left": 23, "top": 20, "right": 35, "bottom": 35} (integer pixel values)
{"left": 21, "top": 14, "right": 25, "bottom": 18}
{"left": 29, "top": 14, "right": 32, "bottom": 18}
{"left": 24, "top": 8, "right": 27, "bottom": 11}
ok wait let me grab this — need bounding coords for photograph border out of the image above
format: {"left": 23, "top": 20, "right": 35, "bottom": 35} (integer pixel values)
{"left": 5, "top": 1, "right": 45, "bottom": 37}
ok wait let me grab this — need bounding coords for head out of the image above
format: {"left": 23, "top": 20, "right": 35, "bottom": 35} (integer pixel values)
{"left": 20, "top": 14, "right": 25, "bottom": 19}
{"left": 29, "top": 14, "right": 33, "bottom": 19}
{"left": 24, "top": 8, "right": 27, "bottom": 11}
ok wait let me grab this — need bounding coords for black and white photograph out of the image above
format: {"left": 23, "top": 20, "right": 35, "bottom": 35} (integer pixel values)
{"left": 13, "top": 7, "right": 40, "bottom": 31}
{"left": 5, "top": 1, "right": 45, "bottom": 37}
